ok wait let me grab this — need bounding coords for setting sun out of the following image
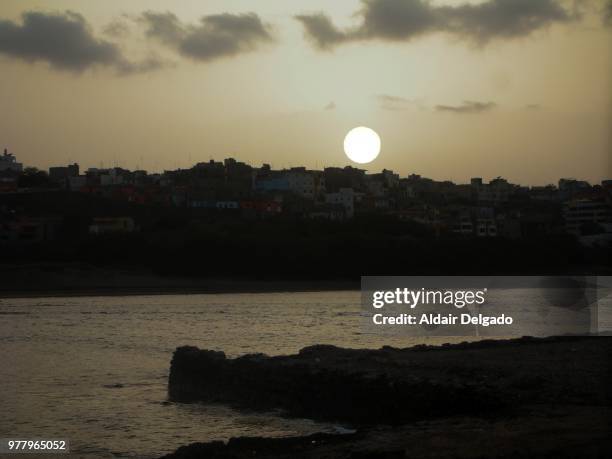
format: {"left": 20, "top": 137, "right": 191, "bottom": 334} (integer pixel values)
{"left": 343, "top": 126, "right": 381, "bottom": 164}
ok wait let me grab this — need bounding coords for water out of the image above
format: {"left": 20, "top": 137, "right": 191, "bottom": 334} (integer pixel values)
{"left": 2, "top": 289, "right": 608, "bottom": 458}
{"left": 0, "top": 291, "right": 446, "bottom": 459}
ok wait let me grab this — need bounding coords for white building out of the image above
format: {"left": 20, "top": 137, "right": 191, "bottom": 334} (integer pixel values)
{"left": 100, "top": 174, "right": 125, "bottom": 186}
{"left": 325, "top": 188, "right": 355, "bottom": 218}
{"left": 284, "top": 169, "right": 316, "bottom": 198}
{"left": 216, "top": 201, "right": 239, "bottom": 209}
{"left": 564, "top": 199, "right": 612, "bottom": 235}
{"left": 68, "top": 176, "right": 87, "bottom": 190}
{"left": 476, "top": 218, "right": 498, "bottom": 237}
{"left": 366, "top": 179, "right": 385, "bottom": 197}
{"left": 0, "top": 148, "right": 23, "bottom": 172}
{"left": 89, "top": 217, "right": 137, "bottom": 235}
{"left": 452, "top": 215, "right": 474, "bottom": 235}
{"left": 471, "top": 177, "right": 513, "bottom": 204}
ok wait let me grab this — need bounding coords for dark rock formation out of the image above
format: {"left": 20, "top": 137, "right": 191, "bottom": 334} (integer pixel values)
{"left": 161, "top": 406, "right": 612, "bottom": 459}
{"left": 168, "top": 336, "right": 612, "bottom": 425}
{"left": 163, "top": 337, "right": 612, "bottom": 458}
{"left": 160, "top": 432, "right": 367, "bottom": 459}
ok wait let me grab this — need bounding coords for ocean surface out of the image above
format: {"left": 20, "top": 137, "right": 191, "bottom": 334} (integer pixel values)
{"left": 0, "top": 291, "right": 448, "bottom": 459}
{"left": 0, "top": 290, "right": 608, "bottom": 458}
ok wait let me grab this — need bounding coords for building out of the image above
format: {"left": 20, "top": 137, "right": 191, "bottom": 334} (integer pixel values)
{"left": 0, "top": 148, "right": 23, "bottom": 172}
{"left": 100, "top": 169, "right": 126, "bottom": 186}
{"left": 496, "top": 214, "right": 522, "bottom": 239}
{"left": 476, "top": 217, "right": 497, "bottom": 237}
{"left": 49, "top": 163, "right": 79, "bottom": 181}
{"left": 0, "top": 177, "right": 17, "bottom": 192}
{"left": 452, "top": 214, "right": 474, "bottom": 235}
{"left": 396, "top": 205, "right": 440, "bottom": 228}
{"left": 564, "top": 199, "right": 612, "bottom": 235}
{"left": 475, "top": 208, "right": 497, "bottom": 237}
{"left": 49, "top": 163, "right": 80, "bottom": 188}
{"left": 254, "top": 167, "right": 325, "bottom": 200}
{"left": 68, "top": 176, "right": 88, "bottom": 190}
{"left": 325, "top": 188, "right": 355, "bottom": 218}
{"left": 215, "top": 200, "right": 239, "bottom": 210}
{"left": 284, "top": 168, "right": 317, "bottom": 199}
{"left": 471, "top": 177, "right": 515, "bottom": 204}
{"left": 450, "top": 208, "right": 499, "bottom": 237}
{"left": 240, "top": 199, "right": 282, "bottom": 218}
{"left": 224, "top": 158, "right": 252, "bottom": 183}
{"left": 324, "top": 166, "right": 366, "bottom": 192}
{"left": 255, "top": 174, "right": 290, "bottom": 193}
{"left": 89, "top": 217, "right": 137, "bottom": 235}
{"left": 0, "top": 216, "right": 61, "bottom": 244}
{"left": 401, "top": 175, "right": 437, "bottom": 201}
{"left": 559, "top": 178, "right": 591, "bottom": 200}
{"left": 365, "top": 176, "right": 386, "bottom": 197}
{"left": 309, "top": 203, "right": 345, "bottom": 220}
{"left": 530, "top": 185, "right": 559, "bottom": 201}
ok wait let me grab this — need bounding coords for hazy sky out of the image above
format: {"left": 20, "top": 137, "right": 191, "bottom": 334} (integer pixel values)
{"left": 0, "top": 0, "right": 610, "bottom": 185}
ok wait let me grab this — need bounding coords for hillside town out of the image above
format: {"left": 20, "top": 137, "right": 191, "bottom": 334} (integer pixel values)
{"left": 1, "top": 147, "right": 611, "bottom": 247}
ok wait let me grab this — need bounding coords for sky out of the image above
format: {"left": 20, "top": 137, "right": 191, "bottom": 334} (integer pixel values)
{"left": 0, "top": 0, "right": 610, "bottom": 185}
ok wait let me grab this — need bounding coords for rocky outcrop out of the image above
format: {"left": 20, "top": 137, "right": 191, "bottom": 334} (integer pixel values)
{"left": 161, "top": 406, "right": 612, "bottom": 459}
{"left": 168, "top": 349, "right": 501, "bottom": 425}
{"left": 168, "top": 336, "right": 612, "bottom": 425}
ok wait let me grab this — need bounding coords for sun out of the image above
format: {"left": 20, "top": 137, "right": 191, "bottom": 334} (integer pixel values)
{"left": 343, "top": 127, "right": 381, "bottom": 164}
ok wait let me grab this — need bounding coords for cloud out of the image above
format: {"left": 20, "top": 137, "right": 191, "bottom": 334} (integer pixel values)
{"left": 295, "top": 13, "right": 348, "bottom": 50}
{"left": 115, "top": 55, "right": 170, "bottom": 75}
{"left": 604, "top": 0, "right": 612, "bottom": 25}
{"left": 324, "top": 101, "right": 336, "bottom": 110}
{"left": 0, "top": 11, "right": 123, "bottom": 71}
{"left": 435, "top": 101, "right": 497, "bottom": 113}
{"left": 358, "top": 0, "right": 441, "bottom": 41}
{"left": 377, "top": 94, "right": 425, "bottom": 110}
{"left": 0, "top": 10, "right": 164, "bottom": 75}
{"left": 441, "top": 0, "right": 574, "bottom": 43}
{"left": 140, "top": 11, "right": 274, "bottom": 61}
{"left": 296, "top": 0, "right": 578, "bottom": 50}
{"left": 103, "top": 18, "right": 130, "bottom": 38}
{"left": 378, "top": 94, "right": 410, "bottom": 103}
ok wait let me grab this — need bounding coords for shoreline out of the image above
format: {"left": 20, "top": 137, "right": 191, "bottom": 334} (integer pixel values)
{"left": 0, "top": 262, "right": 359, "bottom": 299}
{"left": 162, "top": 336, "right": 612, "bottom": 458}
{"left": 161, "top": 405, "right": 612, "bottom": 459}
{"left": 0, "top": 281, "right": 360, "bottom": 299}
{"left": 2, "top": 262, "right": 610, "bottom": 300}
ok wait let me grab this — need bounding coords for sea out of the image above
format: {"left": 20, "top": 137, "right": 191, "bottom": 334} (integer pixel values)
{"left": 0, "top": 290, "right": 608, "bottom": 458}
{"left": 0, "top": 291, "right": 445, "bottom": 458}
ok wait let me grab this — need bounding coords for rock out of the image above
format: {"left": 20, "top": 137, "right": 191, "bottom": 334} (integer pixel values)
{"left": 160, "top": 406, "right": 612, "bottom": 459}
{"left": 162, "top": 337, "right": 612, "bottom": 459}
{"left": 167, "top": 336, "right": 611, "bottom": 425}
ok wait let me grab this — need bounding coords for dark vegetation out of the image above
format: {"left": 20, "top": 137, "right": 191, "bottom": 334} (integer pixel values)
{"left": 1, "top": 192, "right": 609, "bottom": 280}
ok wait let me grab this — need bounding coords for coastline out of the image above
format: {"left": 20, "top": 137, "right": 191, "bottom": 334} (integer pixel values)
{"left": 161, "top": 406, "right": 612, "bottom": 459}
{"left": 0, "top": 281, "right": 359, "bottom": 299}
{"left": 0, "top": 263, "right": 359, "bottom": 299}
{"left": 162, "top": 336, "right": 612, "bottom": 458}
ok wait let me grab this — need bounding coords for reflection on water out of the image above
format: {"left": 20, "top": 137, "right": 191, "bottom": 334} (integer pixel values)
{"left": 0, "top": 292, "right": 459, "bottom": 459}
